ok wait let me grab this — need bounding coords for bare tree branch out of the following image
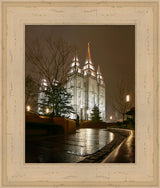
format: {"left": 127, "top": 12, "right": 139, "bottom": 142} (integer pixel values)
{"left": 111, "top": 80, "right": 132, "bottom": 122}
{"left": 25, "top": 36, "right": 75, "bottom": 114}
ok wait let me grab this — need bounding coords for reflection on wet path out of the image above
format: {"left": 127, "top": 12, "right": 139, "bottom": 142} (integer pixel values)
{"left": 102, "top": 129, "right": 135, "bottom": 163}
{"left": 26, "top": 128, "right": 114, "bottom": 163}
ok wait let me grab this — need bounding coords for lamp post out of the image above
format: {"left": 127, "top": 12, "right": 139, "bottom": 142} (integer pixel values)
{"left": 46, "top": 108, "right": 50, "bottom": 114}
{"left": 26, "top": 105, "right": 31, "bottom": 112}
{"left": 109, "top": 116, "right": 113, "bottom": 121}
{"left": 126, "top": 94, "right": 130, "bottom": 102}
{"left": 124, "top": 94, "right": 130, "bottom": 123}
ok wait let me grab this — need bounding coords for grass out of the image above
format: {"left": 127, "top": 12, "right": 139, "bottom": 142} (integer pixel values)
{"left": 79, "top": 120, "right": 135, "bottom": 130}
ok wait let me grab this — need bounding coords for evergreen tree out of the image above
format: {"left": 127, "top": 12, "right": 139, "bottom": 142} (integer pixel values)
{"left": 38, "top": 91, "right": 51, "bottom": 115}
{"left": 90, "top": 105, "right": 102, "bottom": 122}
{"left": 53, "top": 86, "right": 74, "bottom": 118}
{"left": 38, "top": 83, "right": 74, "bottom": 118}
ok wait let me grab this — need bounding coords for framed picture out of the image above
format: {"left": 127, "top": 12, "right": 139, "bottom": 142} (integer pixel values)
{"left": 25, "top": 25, "right": 135, "bottom": 164}
{"left": 1, "top": 0, "right": 159, "bottom": 187}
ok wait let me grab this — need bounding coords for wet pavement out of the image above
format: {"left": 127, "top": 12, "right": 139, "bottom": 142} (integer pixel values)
{"left": 26, "top": 128, "right": 114, "bottom": 163}
{"left": 102, "top": 129, "right": 135, "bottom": 163}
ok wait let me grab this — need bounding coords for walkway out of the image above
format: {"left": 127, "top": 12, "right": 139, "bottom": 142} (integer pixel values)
{"left": 102, "top": 129, "right": 135, "bottom": 163}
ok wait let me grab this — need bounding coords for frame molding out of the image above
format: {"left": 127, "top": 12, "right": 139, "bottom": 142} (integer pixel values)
{"left": 0, "top": 0, "right": 159, "bottom": 187}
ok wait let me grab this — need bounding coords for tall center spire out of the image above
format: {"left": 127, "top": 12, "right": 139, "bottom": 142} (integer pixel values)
{"left": 83, "top": 42, "right": 96, "bottom": 77}
{"left": 88, "top": 42, "right": 91, "bottom": 61}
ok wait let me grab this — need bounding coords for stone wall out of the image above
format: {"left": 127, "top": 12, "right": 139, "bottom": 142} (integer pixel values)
{"left": 53, "top": 117, "right": 76, "bottom": 134}
{"left": 26, "top": 112, "right": 76, "bottom": 135}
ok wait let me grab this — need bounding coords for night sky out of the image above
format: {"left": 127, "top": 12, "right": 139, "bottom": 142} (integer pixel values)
{"left": 25, "top": 25, "right": 135, "bottom": 121}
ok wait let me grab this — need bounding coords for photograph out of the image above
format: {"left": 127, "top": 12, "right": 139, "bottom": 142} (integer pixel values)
{"left": 25, "top": 25, "right": 135, "bottom": 163}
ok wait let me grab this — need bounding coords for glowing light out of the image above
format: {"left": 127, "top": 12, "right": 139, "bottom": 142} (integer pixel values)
{"left": 91, "top": 72, "right": 95, "bottom": 76}
{"left": 72, "top": 62, "right": 80, "bottom": 67}
{"left": 73, "top": 57, "right": 79, "bottom": 62}
{"left": 70, "top": 113, "right": 75, "bottom": 119}
{"left": 109, "top": 132, "right": 114, "bottom": 142}
{"left": 71, "top": 62, "right": 75, "bottom": 67}
{"left": 46, "top": 108, "right": 50, "bottom": 113}
{"left": 89, "top": 65, "right": 94, "bottom": 70}
{"left": 126, "top": 94, "right": 130, "bottom": 102}
{"left": 109, "top": 116, "right": 113, "bottom": 120}
{"left": 43, "top": 83, "right": 47, "bottom": 86}
{"left": 87, "top": 110, "right": 89, "bottom": 114}
{"left": 26, "top": 105, "right": 31, "bottom": 111}
{"left": 42, "top": 79, "right": 47, "bottom": 86}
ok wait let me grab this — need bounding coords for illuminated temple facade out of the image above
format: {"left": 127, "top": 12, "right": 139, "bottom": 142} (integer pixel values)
{"left": 38, "top": 43, "right": 106, "bottom": 120}
{"left": 66, "top": 43, "right": 106, "bottom": 120}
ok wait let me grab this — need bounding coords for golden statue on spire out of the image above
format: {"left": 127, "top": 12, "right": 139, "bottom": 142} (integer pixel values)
{"left": 88, "top": 42, "right": 91, "bottom": 61}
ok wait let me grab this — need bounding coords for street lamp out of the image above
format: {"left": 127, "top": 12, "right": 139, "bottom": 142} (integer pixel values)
{"left": 126, "top": 94, "right": 130, "bottom": 102}
{"left": 46, "top": 108, "right": 50, "bottom": 114}
{"left": 26, "top": 105, "right": 31, "bottom": 112}
{"left": 109, "top": 116, "right": 113, "bottom": 120}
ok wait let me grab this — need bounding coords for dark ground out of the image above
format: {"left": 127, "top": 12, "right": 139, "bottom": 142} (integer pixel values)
{"left": 26, "top": 128, "right": 114, "bottom": 163}
{"left": 26, "top": 127, "right": 135, "bottom": 163}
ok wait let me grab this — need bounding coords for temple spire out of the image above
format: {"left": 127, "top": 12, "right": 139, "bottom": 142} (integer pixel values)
{"left": 97, "top": 65, "right": 101, "bottom": 74}
{"left": 68, "top": 50, "right": 82, "bottom": 74}
{"left": 88, "top": 42, "right": 91, "bottom": 61}
{"left": 83, "top": 43, "right": 96, "bottom": 77}
{"left": 97, "top": 65, "right": 104, "bottom": 85}
{"left": 75, "top": 49, "right": 78, "bottom": 61}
